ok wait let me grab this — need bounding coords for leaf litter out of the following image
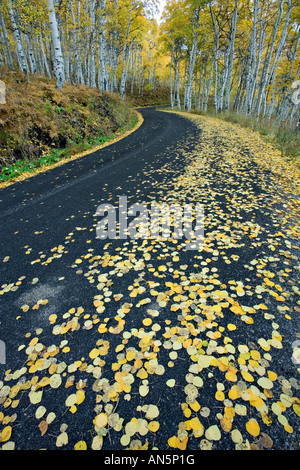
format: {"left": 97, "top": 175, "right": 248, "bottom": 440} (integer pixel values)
{"left": 0, "top": 112, "right": 300, "bottom": 450}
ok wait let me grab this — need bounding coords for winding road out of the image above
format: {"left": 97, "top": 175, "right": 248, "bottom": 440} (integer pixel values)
{"left": 0, "top": 107, "right": 299, "bottom": 453}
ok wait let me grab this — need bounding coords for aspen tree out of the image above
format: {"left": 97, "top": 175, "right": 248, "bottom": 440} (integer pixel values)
{"left": 47, "top": 0, "right": 65, "bottom": 88}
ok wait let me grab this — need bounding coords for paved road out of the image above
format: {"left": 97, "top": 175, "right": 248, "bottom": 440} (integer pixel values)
{"left": 0, "top": 107, "right": 299, "bottom": 452}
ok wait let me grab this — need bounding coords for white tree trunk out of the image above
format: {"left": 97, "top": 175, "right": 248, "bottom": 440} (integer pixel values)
{"left": 25, "top": 32, "right": 38, "bottom": 75}
{"left": 120, "top": 0, "right": 134, "bottom": 100}
{"left": 47, "top": 0, "right": 65, "bottom": 88}
{"left": 255, "top": 0, "right": 283, "bottom": 117}
{"left": 8, "top": 1, "right": 28, "bottom": 75}
{"left": 98, "top": 0, "right": 107, "bottom": 92}
{"left": 218, "top": 48, "right": 229, "bottom": 111}
{"left": 69, "top": 0, "right": 84, "bottom": 85}
{"left": 0, "top": 15, "right": 14, "bottom": 68}
{"left": 170, "top": 44, "right": 174, "bottom": 109}
{"left": 209, "top": 3, "right": 219, "bottom": 113}
{"left": 224, "top": 0, "right": 238, "bottom": 111}
{"left": 39, "top": 32, "right": 52, "bottom": 78}
{"left": 244, "top": 0, "right": 259, "bottom": 114}
{"left": 265, "top": 0, "right": 292, "bottom": 119}
{"left": 186, "top": 7, "right": 200, "bottom": 112}
{"left": 89, "top": 0, "right": 97, "bottom": 88}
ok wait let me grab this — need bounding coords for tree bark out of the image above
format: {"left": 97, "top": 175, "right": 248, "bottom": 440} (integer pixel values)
{"left": 89, "top": 0, "right": 97, "bottom": 88}
{"left": 47, "top": 0, "right": 65, "bottom": 88}
{"left": 255, "top": 0, "right": 284, "bottom": 117}
{"left": 224, "top": 0, "right": 238, "bottom": 112}
{"left": 8, "top": 1, "right": 29, "bottom": 76}
{"left": 120, "top": 0, "right": 135, "bottom": 100}
{"left": 186, "top": 7, "right": 200, "bottom": 112}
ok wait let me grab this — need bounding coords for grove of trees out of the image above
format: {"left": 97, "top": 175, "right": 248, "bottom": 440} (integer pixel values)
{"left": 0, "top": 0, "right": 299, "bottom": 126}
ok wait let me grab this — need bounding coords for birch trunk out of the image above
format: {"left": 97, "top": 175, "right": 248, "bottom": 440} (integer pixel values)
{"left": 170, "top": 44, "right": 174, "bottom": 109}
{"left": 186, "top": 7, "right": 200, "bottom": 112}
{"left": 97, "top": 0, "right": 107, "bottom": 92}
{"left": 120, "top": 0, "right": 134, "bottom": 100}
{"left": 8, "top": 1, "right": 29, "bottom": 75}
{"left": 40, "top": 32, "right": 52, "bottom": 78}
{"left": 209, "top": 3, "right": 219, "bottom": 113}
{"left": 275, "top": 27, "right": 299, "bottom": 123}
{"left": 224, "top": 0, "right": 238, "bottom": 111}
{"left": 248, "top": 0, "right": 268, "bottom": 115}
{"left": 265, "top": 0, "right": 292, "bottom": 120}
{"left": 0, "top": 15, "right": 13, "bottom": 69}
{"left": 47, "top": 0, "right": 65, "bottom": 88}
{"left": 203, "top": 48, "right": 215, "bottom": 112}
{"left": 217, "top": 48, "right": 229, "bottom": 111}
{"left": 175, "top": 56, "right": 181, "bottom": 109}
{"left": 69, "top": 0, "right": 84, "bottom": 85}
{"left": 25, "top": 32, "right": 38, "bottom": 75}
{"left": 255, "top": 0, "right": 283, "bottom": 117}
{"left": 244, "top": 0, "right": 259, "bottom": 114}
{"left": 89, "top": 0, "right": 97, "bottom": 88}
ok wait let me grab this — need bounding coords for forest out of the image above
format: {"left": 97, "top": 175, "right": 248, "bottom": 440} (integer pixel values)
{"left": 0, "top": 0, "right": 299, "bottom": 139}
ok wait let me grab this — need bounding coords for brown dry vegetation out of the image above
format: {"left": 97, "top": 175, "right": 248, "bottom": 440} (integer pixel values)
{"left": 0, "top": 70, "right": 137, "bottom": 169}
{"left": 126, "top": 84, "right": 170, "bottom": 108}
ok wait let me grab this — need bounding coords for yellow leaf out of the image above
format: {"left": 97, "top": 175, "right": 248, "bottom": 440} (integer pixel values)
{"left": 168, "top": 435, "right": 177, "bottom": 448}
{"left": 220, "top": 417, "right": 232, "bottom": 432}
{"left": 76, "top": 390, "right": 85, "bottom": 405}
{"left": 0, "top": 425, "right": 12, "bottom": 442}
{"left": 74, "top": 440, "right": 87, "bottom": 450}
{"left": 89, "top": 348, "right": 99, "bottom": 359}
{"left": 293, "top": 404, "right": 300, "bottom": 417}
{"left": 246, "top": 419, "right": 260, "bottom": 437}
{"left": 126, "top": 350, "right": 135, "bottom": 361}
{"left": 190, "top": 417, "right": 203, "bottom": 433}
{"left": 190, "top": 401, "right": 200, "bottom": 412}
{"left": 37, "top": 377, "right": 50, "bottom": 388}
{"left": 267, "top": 371, "right": 277, "bottom": 381}
{"left": 148, "top": 421, "right": 160, "bottom": 432}
{"left": 158, "top": 265, "right": 166, "bottom": 272}
{"left": 139, "top": 335, "right": 151, "bottom": 349}
{"left": 136, "top": 368, "right": 148, "bottom": 379}
{"left": 69, "top": 405, "right": 77, "bottom": 414}
{"left": 95, "top": 413, "right": 108, "bottom": 428}
{"left": 177, "top": 436, "right": 188, "bottom": 450}
{"left": 284, "top": 424, "right": 293, "bottom": 434}
{"left": 224, "top": 406, "right": 235, "bottom": 419}
{"left": 228, "top": 385, "right": 241, "bottom": 400}
{"left": 241, "top": 370, "right": 254, "bottom": 382}
{"left": 49, "top": 314, "right": 57, "bottom": 324}
{"left": 225, "top": 370, "right": 237, "bottom": 382}
{"left": 98, "top": 324, "right": 107, "bottom": 334}
{"left": 250, "top": 350, "right": 261, "bottom": 361}
{"left": 215, "top": 390, "right": 225, "bottom": 401}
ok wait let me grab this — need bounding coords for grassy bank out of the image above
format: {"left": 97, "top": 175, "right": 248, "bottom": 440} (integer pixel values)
{"left": 190, "top": 108, "right": 300, "bottom": 166}
{"left": 0, "top": 71, "right": 139, "bottom": 185}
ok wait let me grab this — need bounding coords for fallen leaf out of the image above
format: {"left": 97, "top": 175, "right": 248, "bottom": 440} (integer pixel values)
{"left": 246, "top": 419, "right": 260, "bottom": 437}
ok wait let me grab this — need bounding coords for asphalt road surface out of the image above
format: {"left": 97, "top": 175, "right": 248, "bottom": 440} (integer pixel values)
{"left": 0, "top": 107, "right": 299, "bottom": 453}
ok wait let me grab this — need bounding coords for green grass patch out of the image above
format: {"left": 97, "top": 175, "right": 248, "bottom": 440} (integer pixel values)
{"left": 0, "top": 133, "right": 123, "bottom": 183}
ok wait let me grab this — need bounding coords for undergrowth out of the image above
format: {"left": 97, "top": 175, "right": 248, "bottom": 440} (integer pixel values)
{"left": 0, "top": 70, "right": 138, "bottom": 183}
